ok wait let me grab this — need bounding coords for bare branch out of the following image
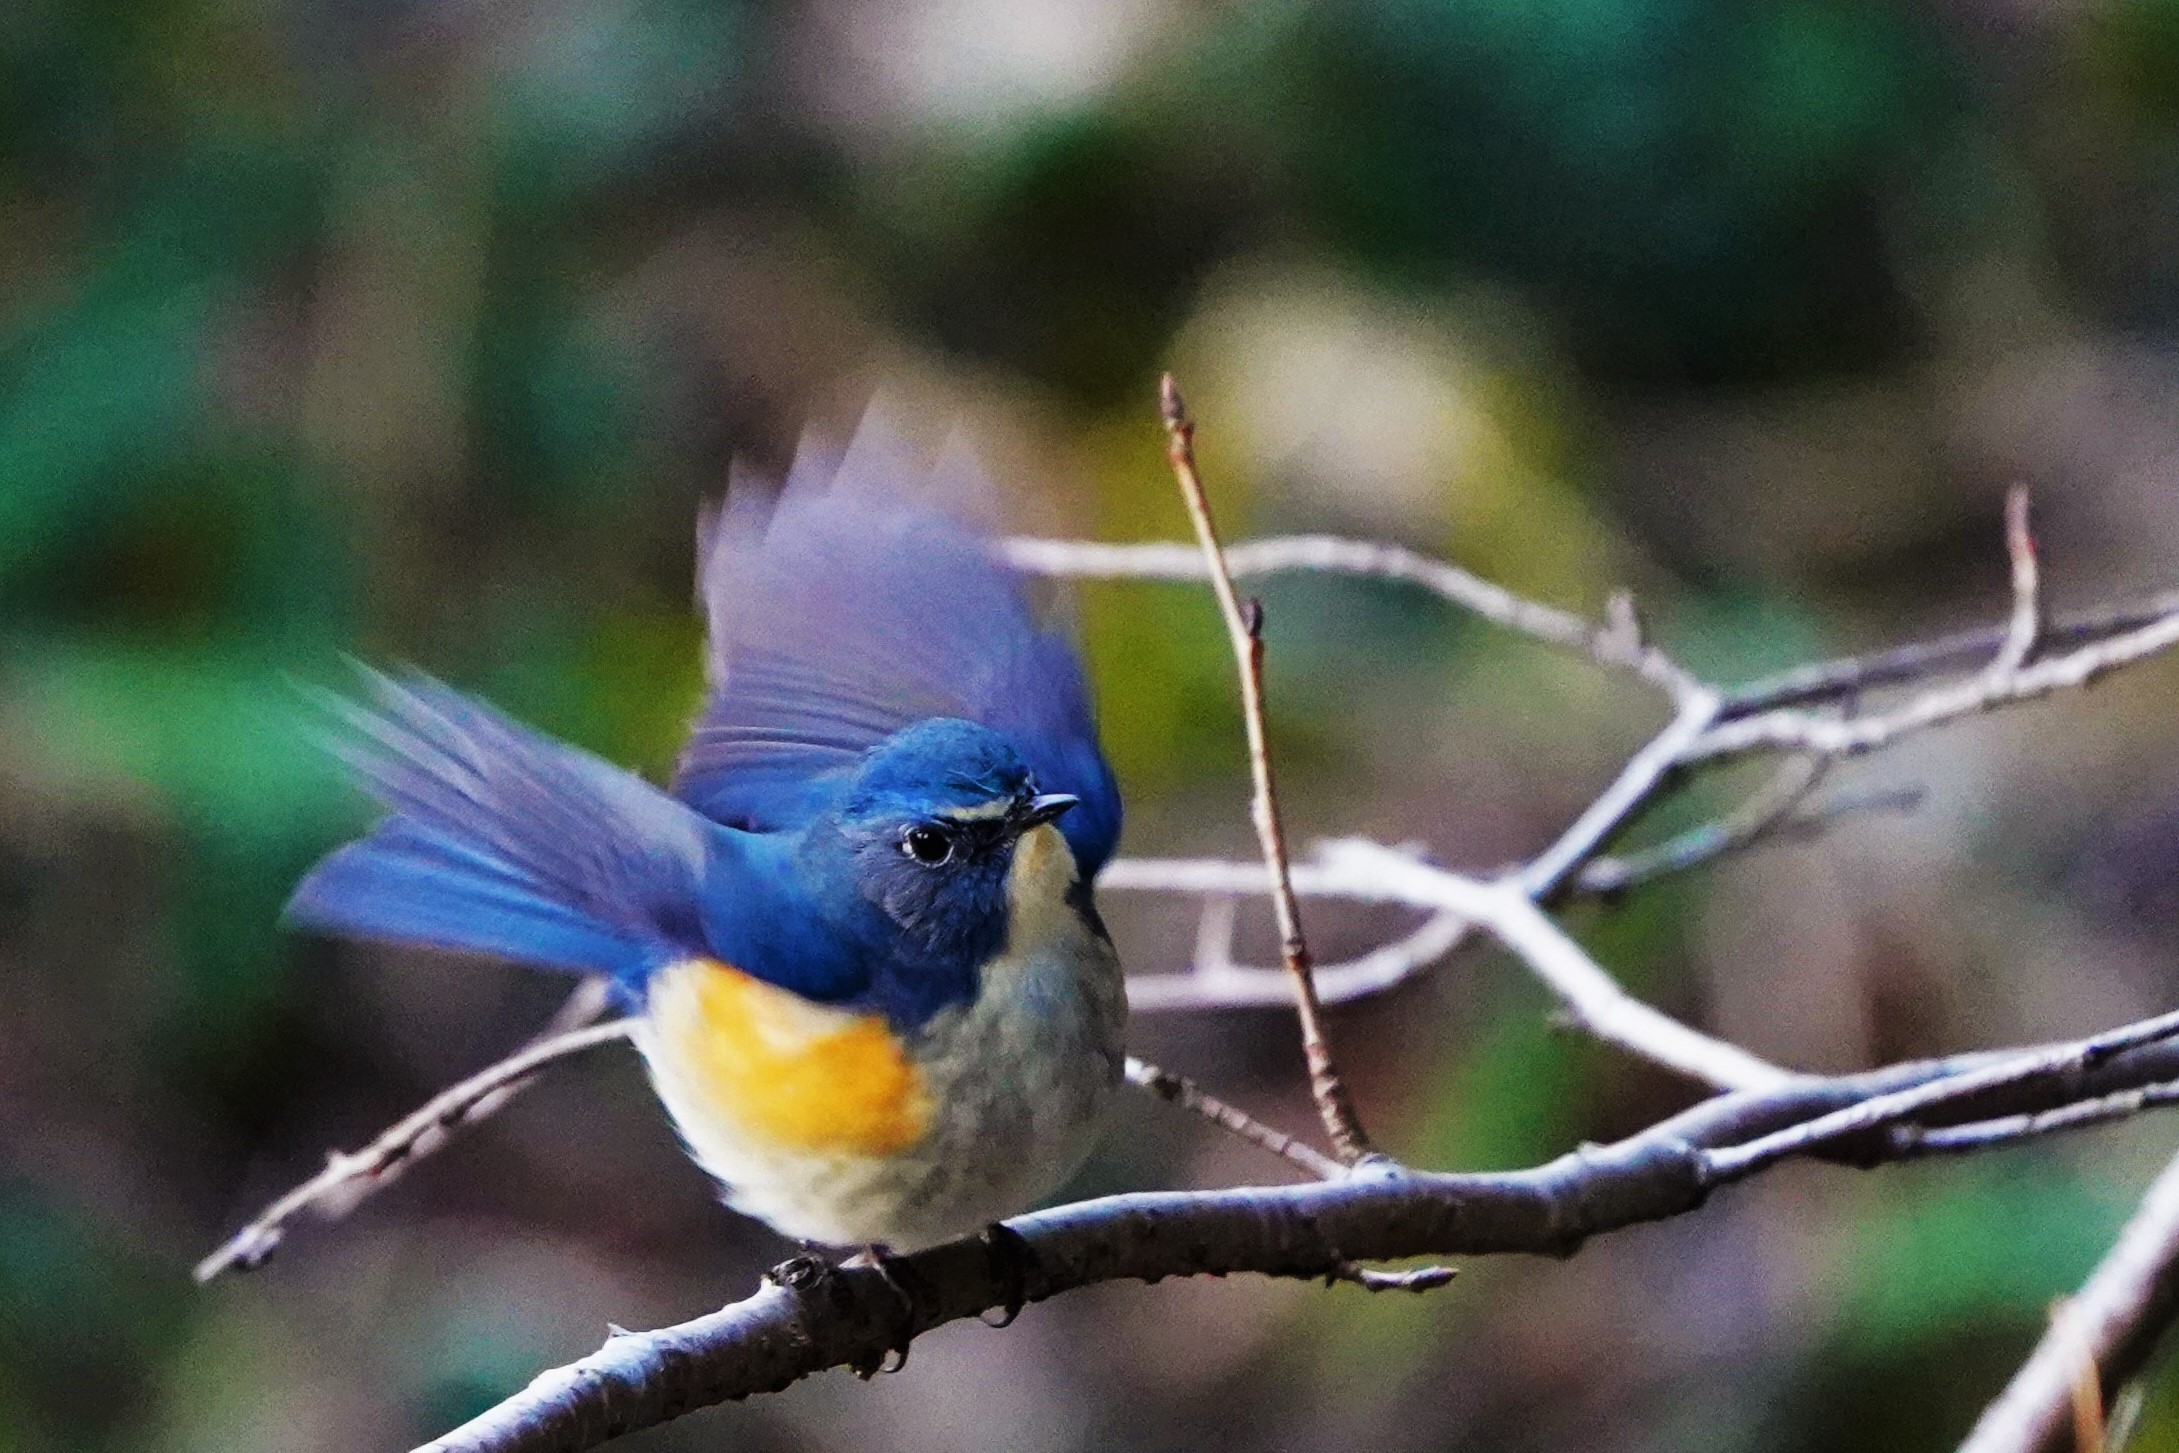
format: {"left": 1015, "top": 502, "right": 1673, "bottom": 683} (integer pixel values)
{"left": 1159, "top": 373, "right": 1372, "bottom": 1163}
{"left": 1688, "top": 607, "right": 2179, "bottom": 764}
{"left": 1125, "top": 909, "right": 1472, "bottom": 1011}
{"left": 1989, "top": 486, "right": 2042, "bottom": 678}
{"left": 195, "top": 1018, "right": 636, "bottom": 1282}
{"left": 1124, "top": 1056, "right": 1346, "bottom": 1180}
{"left": 1107, "top": 846, "right": 1795, "bottom": 1092}
{"left": 1898, "top": 1077, "right": 2179, "bottom": 1156}
{"left": 1516, "top": 690, "right": 1723, "bottom": 898}
{"left": 1574, "top": 755, "right": 1832, "bottom": 896}
{"left": 1322, "top": 842, "right": 1797, "bottom": 1091}
{"left": 1701, "top": 1006, "right": 2179, "bottom": 1185}
{"left": 1724, "top": 590, "right": 2179, "bottom": 716}
{"left": 1958, "top": 1143, "right": 2179, "bottom": 1453}
{"left": 411, "top": 1003, "right": 2179, "bottom": 1453}
{"left": 1002, "top": 535, "right": 1703, "bottom": 700}
{"left": 1009, "top": 532, "right": 2179, "bottom": 725}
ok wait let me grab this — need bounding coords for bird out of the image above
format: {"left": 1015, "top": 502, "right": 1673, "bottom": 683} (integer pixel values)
{"left": 285, "top": 416, "right": 1127, "bottom": 1253}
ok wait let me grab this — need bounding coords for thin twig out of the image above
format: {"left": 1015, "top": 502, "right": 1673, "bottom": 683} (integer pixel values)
{"left": 1703, "top": 1007, "right": 2179, "bottom": 1184}
{"left": 1126, "top": 909, "right": 1471, "bottom": 1011}
{"left": 1002, "top": 535, "right": 1704, "bottom": 700}
{"left": 1517, "top": 690, "right": 1722, "bottom": 898}
{"left": 1724, "top": 591, "right": 2179, "bottom": 716}
{"left": 194, "top": 1018, "right": 636, "bottom": 1282}
{"left": 1159, "top": 373, "right": 1372, "bottom": 1163}
{"left": 1990, "top": 486, "right": 2043, "bottom": 678}
{"left": 1575, "top": 755, "right": 1831, "bottom": 896}
{"left": 1958, "top": 1143, "right": 2179, "bottom": 1453}
{"left": 1897, "top": 1077, "right": 2179, "bottom": 1156}
{"left": 1124, "top": 1057, "right": 1346, "bottom": 1180}
{"left": 1686, "top": 607, "right": 2179, "bottom": 764}
{"left": 1329, "top": 1261, "right": 1460, "bottom": 1293}
{"left": 1006, "top": 520, "right": 2179, "bottom": 747}
{"left": 1108, "top": 846, "right": 1795, "bottom": 1092}
{"left": 1006, "top": 533, "right": 2179, "bottom": 723}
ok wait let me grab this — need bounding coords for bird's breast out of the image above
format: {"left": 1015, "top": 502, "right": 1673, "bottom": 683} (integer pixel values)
{"left": 643, "top": 958, "right": 934, "bottom": 1157}
{"left": 632, "top": 821, "right": 1124, "bottom": 1247}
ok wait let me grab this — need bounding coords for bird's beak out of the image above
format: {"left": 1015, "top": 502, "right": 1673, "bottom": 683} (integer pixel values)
{"left": 1016, "top": 793, "right": 1080, "bottom": 829}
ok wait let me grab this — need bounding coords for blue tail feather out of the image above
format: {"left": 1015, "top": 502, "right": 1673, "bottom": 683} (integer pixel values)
{"left": 286, "top": 670, "right": 725, "bottom": 994}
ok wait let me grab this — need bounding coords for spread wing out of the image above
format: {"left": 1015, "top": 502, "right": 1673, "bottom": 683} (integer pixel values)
{"left": 673, "top": 415, "right": 1122, "bottom": 876}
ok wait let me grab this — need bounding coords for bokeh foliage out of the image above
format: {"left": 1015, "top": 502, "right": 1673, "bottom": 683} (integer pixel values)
{"left": 8, "top": 1, "right": 2179, "bottom": 1450}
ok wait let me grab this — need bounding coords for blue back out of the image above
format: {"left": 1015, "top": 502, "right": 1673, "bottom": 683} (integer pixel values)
{"left": 674, "top": 416, "right": 1122, "bottom": 877}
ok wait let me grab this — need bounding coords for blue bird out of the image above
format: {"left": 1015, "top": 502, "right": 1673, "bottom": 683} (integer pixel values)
{"left": 287, "top": 417, "right": 1126, "bottom": 1250}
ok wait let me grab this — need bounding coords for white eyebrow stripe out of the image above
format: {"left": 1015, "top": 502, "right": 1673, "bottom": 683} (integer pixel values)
{"left": 939, "top": 798, "right": 1013, "bottom": 822}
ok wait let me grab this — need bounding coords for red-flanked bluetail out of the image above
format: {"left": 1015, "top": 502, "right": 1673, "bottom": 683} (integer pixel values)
{"left": 287, "top": 418, "right": 1126, "bottom": 1249}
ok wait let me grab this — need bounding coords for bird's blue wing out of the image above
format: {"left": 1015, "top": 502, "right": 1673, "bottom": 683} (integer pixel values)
{"left": 674, "top": 416, "right": 1122, "bottom": 876}
{"left": 288, "top": 670, "right": 728, "bottom": 998}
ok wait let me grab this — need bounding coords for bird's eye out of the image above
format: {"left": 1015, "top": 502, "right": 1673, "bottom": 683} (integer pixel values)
{"left": 901, "top": 825, "right": 953, "bottom": 866}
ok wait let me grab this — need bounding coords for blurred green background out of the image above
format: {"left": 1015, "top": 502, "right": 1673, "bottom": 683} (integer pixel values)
{"left": 9, "top": 0, "right": 2179, "bottom": 1448}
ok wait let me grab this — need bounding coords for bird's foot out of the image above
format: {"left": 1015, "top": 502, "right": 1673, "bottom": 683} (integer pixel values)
{"left": 850, "top": 1243, "right": 925, "bottom": 1377}
{"left": 766, "top": 1241, "right": 838, "bottom": 1293}
{"left": 977, "top": 1222, "right": 1040, "bottom": 1328}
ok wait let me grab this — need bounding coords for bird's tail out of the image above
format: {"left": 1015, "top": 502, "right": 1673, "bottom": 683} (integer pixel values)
{"left": 286, "top": 670, "right": 717, "bottom": 995}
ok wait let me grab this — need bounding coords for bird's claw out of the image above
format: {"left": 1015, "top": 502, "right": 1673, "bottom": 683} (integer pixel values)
{"left": 852, "top": 1243, "right": 923, "bottom": 1377}
{"left": 765, "top": 1251, "right": 835, "bottom": 1292}
{"left": 978, "top": 1223, "right": 1038, "bottom": 1328}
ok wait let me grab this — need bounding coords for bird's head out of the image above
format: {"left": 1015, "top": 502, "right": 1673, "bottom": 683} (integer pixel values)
{"left": 827, "top": 718, "right": 1081, "bottom": 972}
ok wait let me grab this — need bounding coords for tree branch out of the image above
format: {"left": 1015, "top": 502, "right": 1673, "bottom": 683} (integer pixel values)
{"left": 1700, "top": 1006, "right": 2179, "bottom": 1185}
{"left": 1000, "top": 534, "right": 1704, "bottom": 700}
{"left": 1958, "top": 1141, "right": 2179, "bottom": 1453}
{"left": 411, "top": 1003, "right": 2179, "bottom": 1453}
{"left": 195, "top": 1017, "right": 636, "bottom": 1282}
{"left": 1988, "top": 486, "right": 2042, "bottom": 679}
{"left": 1159, "top": 373, "right": 1372, "bottom": 1163}
{"left": 1121, "top": 907, "right": 1472, "bottom": 1010}
{"left": 1685, "top": 606, "right": 2179, "bottom": 763}
{"left": 1515, "top": 689, "right": 1723, "bottom": 898}
{"left": 1573, "top": 754, "right": 1832, "bottom": 896}
{"left": 1122, "top": 1056, "right": 1347, "bottom": 1181}
{"left": 1900, "top": 1077, "right": 2179, "bottom": 1156}
{"left": 1106, "top": 845, "right": 1795, "bottom": 1093}
{"left": 1721, "top": 590, "right": 2179, "bottom": 717}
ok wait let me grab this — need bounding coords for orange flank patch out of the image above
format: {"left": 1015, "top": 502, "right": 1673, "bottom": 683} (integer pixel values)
{"left": 650, "top": 959, "right": 933, "bottom": 1157}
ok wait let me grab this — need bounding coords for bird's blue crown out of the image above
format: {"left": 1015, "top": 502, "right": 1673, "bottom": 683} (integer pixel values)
{"left": 845, "top": 719, "right": 1032, "bottom": 821}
